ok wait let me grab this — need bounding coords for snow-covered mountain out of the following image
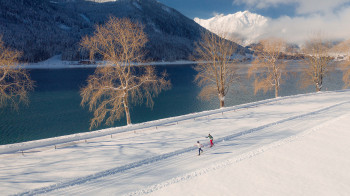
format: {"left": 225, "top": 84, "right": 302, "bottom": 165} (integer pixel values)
{"left": 194, "top": 11, "right": 269, "bottom": 46}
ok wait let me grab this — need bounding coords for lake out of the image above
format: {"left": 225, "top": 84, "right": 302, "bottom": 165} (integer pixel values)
{"left": 0, "top": 63, "right": 345, "bottom": 145}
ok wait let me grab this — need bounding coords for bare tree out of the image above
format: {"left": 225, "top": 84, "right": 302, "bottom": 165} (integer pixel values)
{"left": 248, "top": 38, "right": 287, "bottom": 98}
{"left": 301, "top": 35, "right": 333, "bottom": 92}
{"left": 0, "top": 35, "right": 34, "bottom": 109}
{"left": 80, "top": 17, "right": 170, "bottom": 128}
{"left": 193, "top": 31, "right": 240, "bottom": 108}
{"left": 332, "top": 39, "right": 350, "bottom": 88}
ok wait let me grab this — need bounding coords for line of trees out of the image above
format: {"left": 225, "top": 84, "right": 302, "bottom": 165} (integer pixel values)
{"left": 248, "top": 34, "right": 334, "bottom": 97}
{"left": 1, "top": 18, "right": 350, "bottom": 128}
{"left": 193, "top": 33, "right": 350, "bottom": 108}
{"left": 0, "top": 17, "right": 172, "bottom": 129}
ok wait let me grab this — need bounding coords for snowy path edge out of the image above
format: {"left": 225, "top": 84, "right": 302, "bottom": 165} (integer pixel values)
{"left": 13, "top": 100, "right": 350, "bottom": 196}
{"left": 1, "top": 90, "right": 347, "bottom": 155}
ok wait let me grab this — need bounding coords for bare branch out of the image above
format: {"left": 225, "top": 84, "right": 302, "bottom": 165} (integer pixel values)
{"left": 0, "top": 35, "right": 34, "bottom": 110}
{"left": 301, "top": 34, "right": 333, "bottom": 92}
{"left": 248, "top": 37, "right": 287, "bottom": 98}
{"left": 193, "top": 31, "right": 241, "bottom": 108}
{"left": 80, "top": 17, "right": 171, "bottom": 129}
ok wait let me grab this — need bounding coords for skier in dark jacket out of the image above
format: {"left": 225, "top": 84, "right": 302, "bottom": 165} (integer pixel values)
{"left": 206, "top": 134, "right": 214, "bottom": 147}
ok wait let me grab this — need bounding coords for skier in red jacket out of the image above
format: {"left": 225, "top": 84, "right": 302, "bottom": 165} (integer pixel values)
{"left": 206, "top": 134, "right": 214, "bottom": 147}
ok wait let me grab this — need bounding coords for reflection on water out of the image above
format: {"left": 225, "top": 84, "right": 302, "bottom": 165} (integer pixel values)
{"left": 0, "top": 63, "right": 346, "bottom": 145}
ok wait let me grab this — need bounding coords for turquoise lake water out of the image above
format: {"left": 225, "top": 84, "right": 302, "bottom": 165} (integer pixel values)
{"left": 0, "top": 64, "right": 345, "bottom": 145}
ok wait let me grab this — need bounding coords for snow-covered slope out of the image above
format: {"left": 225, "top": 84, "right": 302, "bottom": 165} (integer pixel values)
{"left": 1, "top": 90, "right": 350, "bottom": 195}
{"left": 194, "top": 11, "right": 269, "bottom": 46}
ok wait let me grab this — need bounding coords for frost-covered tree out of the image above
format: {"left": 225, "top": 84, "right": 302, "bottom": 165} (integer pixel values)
{"left": 248, "top": 38, "right": 287, "bottom": 98}
{"left": 193, "top": 31, "right": 240, "bottom": 108}
{"left": 80, "top": 17, "right": 170, "bottom": 128}
{"left": 301, "top": 35, "right": 333, "bottom": 92}
{"left": 333, "top": 39, "right": 350, "bottom": 88}
{"left": 0, "top": 36, "right": 34, "bottom": 109}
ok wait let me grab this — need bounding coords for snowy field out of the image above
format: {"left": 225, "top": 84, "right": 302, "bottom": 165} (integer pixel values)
{"left": 1, "top": 90, "right": 350, "bottom": 195}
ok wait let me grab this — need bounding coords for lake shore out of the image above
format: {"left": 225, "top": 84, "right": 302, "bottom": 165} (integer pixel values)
{"left": 21, "top": 55, "right": 196, "bottom": 69}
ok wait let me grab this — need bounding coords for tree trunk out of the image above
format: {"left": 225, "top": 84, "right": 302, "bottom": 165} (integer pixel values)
{"left": 316, "top": 81, "right": 321, "bottom": 92}
{"left": 220, "top": 100, "right": 224, "bottom": 108}
{"left": 123, "top": 97, "right": 132, "bottom": 125}
{"left": 218, "top": 93, "right": 225, "bottom": 108}
{"left": 316, "top": 85, "right": 321, "bottom": 92}
{"left": 275, "top": 85, "right": 279, "bottom": 98}
{"left": 125, "top": 106, "right": 131, "bottom": 125}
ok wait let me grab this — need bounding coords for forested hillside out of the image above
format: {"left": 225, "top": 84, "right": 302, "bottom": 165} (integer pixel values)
{"left": 0, "top": 0, "right": 244, "bottom": 62}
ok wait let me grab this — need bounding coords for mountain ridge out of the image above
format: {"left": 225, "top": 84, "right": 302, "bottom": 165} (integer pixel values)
{"left": 0, "top": 0, "right": 247, "bottom": 62}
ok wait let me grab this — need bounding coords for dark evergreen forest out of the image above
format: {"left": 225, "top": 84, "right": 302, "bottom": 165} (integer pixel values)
{"left": 0, "top": 0, "right": 241, "bottom": 62}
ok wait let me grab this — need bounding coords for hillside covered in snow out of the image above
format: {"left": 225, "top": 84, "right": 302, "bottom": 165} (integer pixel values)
{"left": 194, "top": 11, "right": 269, "bottom": 46}
{"left": 1, "top": 90, "right": 350, "bottom": 195}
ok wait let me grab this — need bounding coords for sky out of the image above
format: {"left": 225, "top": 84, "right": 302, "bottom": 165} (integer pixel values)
{"left": 157, "top": 0, "right": 297, "bottom": 19}
{"left": 157, "top": 0, "right": 350, "bottom": 43}
{"left": 157, "top": 0, "right": 350, "bottom": 19}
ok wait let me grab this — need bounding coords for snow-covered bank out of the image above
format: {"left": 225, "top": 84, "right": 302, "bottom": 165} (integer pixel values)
{"left": 22, "top": 55, "right": 196, "bottom": 69}
{"left": 1, "top": 90, "right": 350, "bottom": 195}
{"left": 0, "top": 92, "right": 312, "bottom": 154}
{"left": 22, "top": 54, "right": 252, "bottom": 69}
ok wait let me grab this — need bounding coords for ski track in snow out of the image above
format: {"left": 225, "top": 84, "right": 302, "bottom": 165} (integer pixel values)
{"left": 132, "top": 113, "right": 350, "bottom": 196}
{"left": 1, "top": 90, "right": 344, "bottom": 155}
{"left": 13, "top": 95, "right": 350, "bottom": 196}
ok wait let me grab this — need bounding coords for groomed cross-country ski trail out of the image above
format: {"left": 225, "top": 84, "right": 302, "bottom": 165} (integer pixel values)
{"left": 1, "top": 90, "right": 350, "bottom": 195}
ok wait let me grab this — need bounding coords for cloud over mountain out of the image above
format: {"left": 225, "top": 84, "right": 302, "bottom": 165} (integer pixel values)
{"left": 233, "top": 0, "right": 350, "bottom": 15}
{"left": 266, "top": 7, "right": 350, "bottom": 44}
{"left": 195, "top": 2, "right": 350, "bottom": 46}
